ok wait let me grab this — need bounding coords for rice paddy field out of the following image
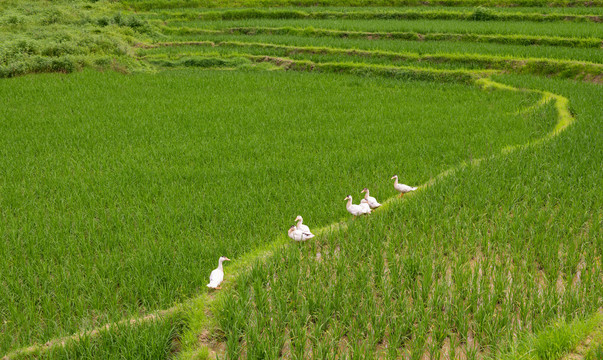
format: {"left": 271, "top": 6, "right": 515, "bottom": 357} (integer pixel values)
{"left": 0, "top": 0, "right": 602, "bottom": 359}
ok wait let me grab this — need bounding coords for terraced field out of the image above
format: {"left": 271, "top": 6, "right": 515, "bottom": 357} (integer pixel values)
{"left": 1, "top": 0, "right": 602, "bottom": 359}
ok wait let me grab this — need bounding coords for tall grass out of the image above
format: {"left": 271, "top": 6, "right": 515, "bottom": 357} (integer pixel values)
{"left": 0, "top": 0, "right": 153, "bottom": 78}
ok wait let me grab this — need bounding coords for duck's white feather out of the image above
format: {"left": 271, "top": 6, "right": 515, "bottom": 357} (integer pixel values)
{"left": 207, "top": 257, "right": 229, "bottom": 289}
{"left": 297, "top": 223, "right": 311, "bottom": 233}
{"left": 289, "top": 228, "right": 315, "bottom": 241}
{"left": 395, "top": 183, "right": 417, "bottom": 193}
{"left": 366, "top": 195, "right": 381, "bottom": 209}
{"left": 207, "top": 268, "right": 224, "bottom": 288}
{"left": 360, "top": 199, "right": 372, "bottom": 214}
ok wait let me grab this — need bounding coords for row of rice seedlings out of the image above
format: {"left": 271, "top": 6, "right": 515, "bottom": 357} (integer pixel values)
{"left": 141, "top": 8, "right": 603, "bottom": 23}
{"left": 152, "top": 52, "right": 493, "bottom": 82}
{"left": 192, "top": 74, "right": 603, "bottom": 359}
{"left": 142, "top": 6, "right": 603, "bottom": 16}
{"left": 211, "top": 136, "right": 602, "bottom": 359}
{"left": 122, "top": 0, "right": 603, "bottom": 12}
{"left": 161, "top": 17, "right": 603, "bottom": 40}
{"left": 175, "top": 81, "right": 563, "bottom": 359}
{"left": 143, "top": 40, "right": 603, "bottom": 80}
{"left": 159, "top": 25, "right": 603, "bottom": 48}
{"left": 214, "top": 215, "right": 601, "bottom": 359}
{"left": 165, "top": 32, "right": 603, "bottom": 64}
{"left": 1, "top": 69, "right": 542, "bottom": 355}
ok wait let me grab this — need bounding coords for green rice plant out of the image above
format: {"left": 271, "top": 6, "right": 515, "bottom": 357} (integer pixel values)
{"left": 585, "top": 344, "right": 603, "bottom": 360}
{"left": 122, "top": 0, "right": 603, "bottom": 11}
{"left": 159, "top": 25, "right": 603, "bottom": 48}
{"left": 497, "top": 313, "right": 603, "bottom": 360}
{"left": 3, "top": 0, "right": 603, "bottom": 358}
{"left": 142, "top": 40, "right": 603, "bottom": 80}
{"left": 9, "top": 314, "right": 183, "bottom": 360}
{"left": 196, "top": 74, "right": 601, "bottom": 358}
{"left": 141, "top": 6, "right": 603, "bottom": 16}
{"left": 162, "top": 16, "right": 603, "bottom": 38}
{"left": 143, "top": 8, "right": 603, "bottom": 23}
{"left": 1, "top": 68, "right": 550, "bottom": 356}
{"left": 169, "top": 32, "right": 603, "bottom": 63}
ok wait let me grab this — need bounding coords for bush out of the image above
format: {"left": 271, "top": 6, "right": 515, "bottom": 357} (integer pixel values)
{"left": 470, "top": 6, "right": 496, "bottom": 21}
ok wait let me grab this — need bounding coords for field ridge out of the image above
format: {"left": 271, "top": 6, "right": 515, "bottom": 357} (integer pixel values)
{"left": 123, "top": 0, "right": 603, "bottom": 11}
{"left": 146, "top": 8, "right": 603, "bottom": 22}
{"left": 159, "top": 25, "right": 603, "bottom": 48}
{"left": 142, "top": 40, "right": 603, "bottom": 81}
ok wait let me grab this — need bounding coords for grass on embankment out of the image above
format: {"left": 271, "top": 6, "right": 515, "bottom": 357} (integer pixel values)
{"left": 500, "top": 313, "right": 603, "bottom": 360}
{"left": 165, "top": 32, "right": 603, "bottom": 64}
{"left": 0, "top": 0, "right": 155, "bottom": 78}
{"left": 191, "top": 74, "right": 602, "bottom": 359}
{"left": 122, "top": 0, "right": 603, "bottom": 11}
{"left": 141, "top": 40, "right": 603, "bottom": 81}
{"left": 159, "top": 25, "right": 603, "bottom": 49}
{"left": 142, "top": 6, "right": 603, "bottom": 16}
{"left": 8, "top": 315, "right": 183, "bottom": 360}
{"left": 141, "top": 8, "right": 603, "bottom": 23}
{"left": 0, "top": 69, "right": 551, "bottom": 355}
{"left": 160, "top": 17, "right": 603, "bottom": 40}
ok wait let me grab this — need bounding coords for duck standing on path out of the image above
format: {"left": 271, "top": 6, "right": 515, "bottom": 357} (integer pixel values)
{"left": 361, "top": 188, "right": 381, "bottom": 209}
{"left": 391, "top": 175, "right": 417, "bottom": 197}
{"left": 344, "top": 195, "right": 365, "bottom": 218}
{"left": 207, "top": 256, "right": 231, "bottom": 290}
{"left": 288, "top": 225, "right": 315, "bottom": 241}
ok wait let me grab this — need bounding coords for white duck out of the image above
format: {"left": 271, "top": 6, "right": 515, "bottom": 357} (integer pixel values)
{"left": 207, "top": 256, "right": 231, "bottom": 289}
{"left": 344, "top": 195, "right": 366, "bottom": 217}
{"left": 361, "top": 188, "right": 381, "bottom": 209}
{"left": 391, "top": 175, "right": 417, "bottom": 197}
{"left": 360, "top": 199, "right": 372, "bottom": 214}
{"left": 294, "top": 215, "right": 313, "bottom": 235}
{"left": 288, "top": 225, "right": 314, "bottom": 241}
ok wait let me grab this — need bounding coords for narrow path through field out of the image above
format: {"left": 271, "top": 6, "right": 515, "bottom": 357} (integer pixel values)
{"left": 1, "top": 75, "right": 575, "bottom": 359}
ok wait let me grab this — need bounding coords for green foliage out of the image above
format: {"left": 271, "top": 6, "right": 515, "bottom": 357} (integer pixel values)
{"left": 160, "top": 25, "right": 603, "bottom": 48}
{"left": 207, "top": 75, "right": 602, "bottom": 358}
{"left": 2, "top": 0, "right": 603, "bottom": 359}
{"left": 143, "top": 40, "right": 603, "bottom": 80}
{"left": 470, "top": 6, "right": 496, "bottom": 20}
{"left": 149, "top": 8, "right": 602, "bottom": 22}
{"left": 148, "top": 55, "right": 251, "bottom": 68}
{"left": 497, "top": 314, "right": 602, "bottom": 360}
{"left": 585, "top": 344, "right": 603, "bottom": 360}
{"left": 0, "top": 1, "right": 154, "bottom": 79}
{"left": 0, "top": 69, "right": 549, "bottom": 355}
{"left": 10, "top": 314, "right": 184, "bottom": 360}
{"left": 123, "top": 0, "right": 603, "bottom": 10}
